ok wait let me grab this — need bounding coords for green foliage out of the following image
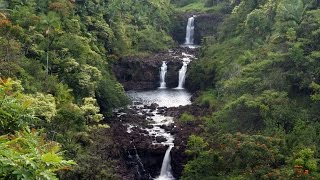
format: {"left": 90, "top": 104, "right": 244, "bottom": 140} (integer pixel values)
{"left": 172, "top": 0, "right": 199, "bottom": 7}
{"left": 310, "top": 82, "right": 320, "bottom": 102}
{"left": 105, "top": 0, "right": 174, "bottom": 54}
{"left": 293, "top": 148, "right": 317, "bottom": 171}
{"left": 136, "top": 27, "right": 173, "bottom": 52}
{"left": 50, "top": 104, "right": 86, "bottom": 135}
{"left": 211, "top": 90, "right": 291, "bottom": 133}
{"left": 30, "top": 93, "right": 57, "bottom": 122}
{"left": 54, "top": 83, "right": 74, "bottom": 106}
{"left": 182, "top": 151, "right": 222, "bottom": 180}
{"left": 0, "top": 0, "right": 177, "bottom": 179}
{"left": 182, "top": 133, "right": 288, "bottom": 179}
{"left": 183, "top": 0, "right": 320, "bottom": 179}
{"left": 80, "top": 97, "right": 103, "bottom": 124}
{"left": 0, "top": 129, "right": 75, "bottom": 180}
{"left": 173, "top": 0, "right": 231, "bottom": 12}
{"left": 96, "top": 76, "right": 129, "bottom": 115}
{"left": 185, "top": 135, "right": 208, "bottom": 156}
{"left": 195, "top": 91, "right": 217, "bottom": 109}
{"left": 179, "top": 113, "right": 196, "bottom": 123}
{"left": 0, "top": 78, "right": 35, "bottom": 134}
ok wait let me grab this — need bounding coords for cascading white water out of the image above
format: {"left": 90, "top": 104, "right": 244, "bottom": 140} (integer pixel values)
{"left": 131, "top": 145, "right": 152, "bottom": 179}
{"left": 176, "top": 62, "right": 188, "bottom": 89}
{"left": 185, "top": 16, "right": 195, "bottom": 45}
{"left": 123, "top": 49, "right": 196, "bottom": 180}
{"left": 159, "top": 61, "right": 167, "bottom": 89}
{"left": 155, "top": 144, "right": 175, "bottom": 180}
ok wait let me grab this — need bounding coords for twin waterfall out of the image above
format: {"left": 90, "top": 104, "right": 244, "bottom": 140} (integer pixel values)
{"left": 159, "top": 16, "right": 195, "bottom": 89}
{"left": 159, "top": 60, "right": 189, "bottom": 89}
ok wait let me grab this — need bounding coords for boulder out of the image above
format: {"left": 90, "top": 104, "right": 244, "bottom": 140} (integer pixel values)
{"left": 155, "top": 136, "right": 167, "bottom": 143}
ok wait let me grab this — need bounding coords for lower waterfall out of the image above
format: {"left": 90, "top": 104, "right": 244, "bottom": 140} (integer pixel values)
{"left": 155, "top": 144, "right": 175, "bottom": 180}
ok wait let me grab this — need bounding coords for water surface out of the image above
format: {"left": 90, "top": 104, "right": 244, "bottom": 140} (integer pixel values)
{"left": 127, "top": 89, "right": 192, "bottom": 107}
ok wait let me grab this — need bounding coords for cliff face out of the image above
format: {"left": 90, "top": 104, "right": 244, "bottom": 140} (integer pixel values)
{"left": 113, "top": 12, "right": 224, "bottom": 91}
{"left": 113, "top": 57, "right": 162, "bottom": 91}
{"left": 112, "top": 47, "right": 198, "bottom": 91}
{"left": 194, "top": 13, "right": 224, "bottom": 44}
{"left": 171, "top": 13, "right": 224, "bottom": 45}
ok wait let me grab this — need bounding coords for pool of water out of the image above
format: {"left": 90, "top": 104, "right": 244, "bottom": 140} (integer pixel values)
{"left": 127, "top": 89, "right": 192, "bottom": 107}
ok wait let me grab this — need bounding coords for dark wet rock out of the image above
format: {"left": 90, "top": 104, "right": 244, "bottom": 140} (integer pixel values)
{"left": 112, "top": 47, "right": 199, "bottom": 91}
{"left": 109, "top": 113, "right": 170, "bottom": 179}
{"left": 156, "top": 109, "right": 166, "bottom": 115}
{"left": 118, "top": 109, "right": 126, "bottom": 113}
{"left": 145, "top": 112, "right": 155, "bottom": 117}
{"left": 146, "top": 125, "right": 154, "bottom": 129}
{"left": 194, "top": 13, "right": 224, "bottom": 45}
{"left": 150, "top": 103, "right": 159, "bottom": 110}
{"left": 165, "top": 104, "right": 213, "bottom": 118}
{"left": 133, "top": 101, "right": 143, "bottom": 105}
{"left": 160, "top": 124, "right": 174, "bottom": 132}
{"left": 107, "top": 69, "right": 212, "bottom": 179}
{"left": 155, "top": 136, "right": 167, "bottom": 143}
{"left": 169, "top": 127, "right": 178, "bottom": 135}
{"left": 172, "top": 13, "right": 225, "bottom": 45}
{"left": 138, "top": 128, "right": 149, "bottom": 135}
{"left": 171, "top": 122, "right": 203, "bottom": 178}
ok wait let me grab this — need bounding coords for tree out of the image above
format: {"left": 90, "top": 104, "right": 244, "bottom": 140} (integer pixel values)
{"left": 39, "top": 11, "right": 61, "bottom": 75}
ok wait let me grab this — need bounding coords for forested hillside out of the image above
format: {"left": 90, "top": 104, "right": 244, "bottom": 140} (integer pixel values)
{"left": 0, "top": 0, "right": 173, "bottom": 179}
{"left": 182, "top": 0, "right": 320, "bottom": 179}
{"left": 1, "top": 0, "right": 320, "bottom": 179}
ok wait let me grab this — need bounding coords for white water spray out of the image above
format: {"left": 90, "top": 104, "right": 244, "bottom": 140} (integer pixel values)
{"left": 185, "top": 16, "right": 195, "bottom": 45}
{"left": 176, "top": 62, "right": 188, "bottom": 89}
{"left": 155, "top": 144, "right": 175, "bottom": 180}
{"left": 159, "top": 61, "right": 167, "bottom": 89}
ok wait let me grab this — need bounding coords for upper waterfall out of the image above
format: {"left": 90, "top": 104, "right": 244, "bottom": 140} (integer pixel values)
{"left": 185, "top": 16, "right": 195, "bottom": 45}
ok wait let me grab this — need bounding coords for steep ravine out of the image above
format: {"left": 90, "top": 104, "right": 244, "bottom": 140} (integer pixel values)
{"left": 109, "top": 12, "right": 222, "bottom": 179}
{"left": 109, "top": 45, "right": 199, "bottom": 180}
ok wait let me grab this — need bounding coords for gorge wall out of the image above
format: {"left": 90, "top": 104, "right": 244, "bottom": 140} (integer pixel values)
{"left": 112, "top": 48, "right": 198, "bottom": 91}
{"left": 172, "top": 13, "right": 224, "bottom": 45}
{"left": 110, "top": 12, "right": 223, "bottom": 179}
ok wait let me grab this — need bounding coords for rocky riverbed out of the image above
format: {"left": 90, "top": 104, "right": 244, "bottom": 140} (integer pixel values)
{"left": 105, "top": 90, "right": 212, "bottom": 179}
{"left": 109, "top": 42, "right": 204, "bottom": 179}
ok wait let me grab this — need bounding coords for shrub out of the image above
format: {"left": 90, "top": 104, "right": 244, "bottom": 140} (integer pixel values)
{"left": 179, "top": 112, "right": 195, "bottom": 123}
{"left": 0, "top": 129, "right": 75, "bottom": 179}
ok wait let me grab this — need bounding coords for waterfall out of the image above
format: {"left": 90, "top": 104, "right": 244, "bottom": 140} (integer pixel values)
{"left": 185, "top": 16, "right": 195, "bottom": 45}
{"left": 176, "top": 62, "right": 188, "bottom": 89}
{"left": 155, "top": 144, "right": 175, "bottom": 180}
{"left": 131, "top": 145, "right": 152, "bottom": 179}
{"left": 159, "top": 61, "right": 167, "bottom": 89}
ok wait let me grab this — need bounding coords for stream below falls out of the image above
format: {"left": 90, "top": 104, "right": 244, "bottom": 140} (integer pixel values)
{"left": 126, "top": 89, "right": 191, "bottom": 179}
{"left": 112, "top": 15, "right": 198, "bottom": 180}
